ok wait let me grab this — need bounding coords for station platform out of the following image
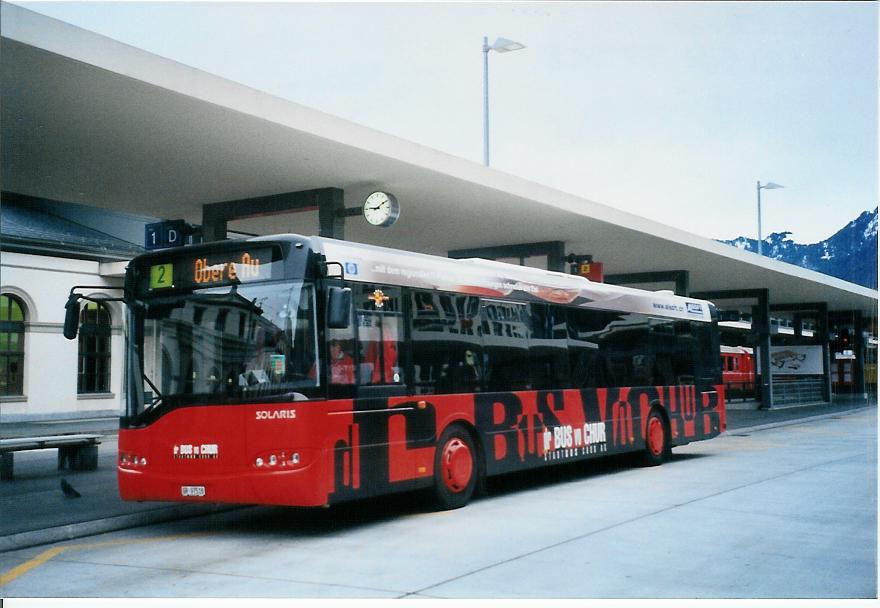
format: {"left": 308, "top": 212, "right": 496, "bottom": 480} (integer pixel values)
{"left": 1, "top": 395, "right": 875, "bottom": 553}
{"left": 0, "top": 418, "right": 234, "bottom": 553}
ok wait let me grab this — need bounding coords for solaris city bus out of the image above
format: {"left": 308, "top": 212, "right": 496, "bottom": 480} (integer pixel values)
{"left": 64, "top": 234, "right": 726, "bottom": 510}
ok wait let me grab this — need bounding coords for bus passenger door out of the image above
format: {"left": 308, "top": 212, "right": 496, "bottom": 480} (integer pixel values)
{"left": 352, "top": 285, "right": 418, "bottom": 494}
{"left": 355, "top": 284, "right": 405, "bottom": 392}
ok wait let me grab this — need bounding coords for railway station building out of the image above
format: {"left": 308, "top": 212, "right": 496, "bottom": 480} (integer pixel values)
{"left": 1, "top": 2, "right": 876, "bottom": 420}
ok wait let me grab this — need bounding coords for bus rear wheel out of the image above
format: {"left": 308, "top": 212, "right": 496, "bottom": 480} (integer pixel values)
{"left": 431, "top": 424, "right": 478, "bottom": 510}
{"left": 642, "top": 408, "right": 670, "bottom": 466}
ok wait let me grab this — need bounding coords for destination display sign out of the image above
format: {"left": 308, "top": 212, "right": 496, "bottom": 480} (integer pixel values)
{"left": 139, "top": 247, "right": 280, "bottom": 293}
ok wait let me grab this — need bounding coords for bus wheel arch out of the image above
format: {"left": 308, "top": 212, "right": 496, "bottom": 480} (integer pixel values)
{"left": 431, "top": 422, "right": 482, "bottom": 510}
{"left": 642, "top": 404, "right": 671, "bottom": 466}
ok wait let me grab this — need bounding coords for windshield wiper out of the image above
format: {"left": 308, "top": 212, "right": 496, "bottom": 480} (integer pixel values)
{"left": 142, "top": 373, "right": 164, "bottom": 409}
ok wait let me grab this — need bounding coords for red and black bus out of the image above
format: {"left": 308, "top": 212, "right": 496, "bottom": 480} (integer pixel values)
{"left": 65, "top": 234, "right": 726, "bottom": 510}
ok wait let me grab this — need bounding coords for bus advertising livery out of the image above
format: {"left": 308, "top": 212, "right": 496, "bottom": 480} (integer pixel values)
{"left": 65, "top": 234, "right": 726, "bottom": 510}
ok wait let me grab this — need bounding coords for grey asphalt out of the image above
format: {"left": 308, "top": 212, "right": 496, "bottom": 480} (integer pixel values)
{"left": 1, "top": 394, "right": 875, "bottom": 553}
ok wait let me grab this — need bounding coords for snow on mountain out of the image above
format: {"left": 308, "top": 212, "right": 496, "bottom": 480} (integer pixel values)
{"left": 718, "top": 208, "right": 878, "bottom": 289}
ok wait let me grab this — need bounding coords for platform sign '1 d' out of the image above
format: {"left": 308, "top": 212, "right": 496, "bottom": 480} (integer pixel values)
{"left": 145, "top": 220, "right": 189, "bottom": 250}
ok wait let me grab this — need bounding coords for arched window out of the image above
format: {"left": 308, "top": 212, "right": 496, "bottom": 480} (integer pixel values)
{"left": 0, "top": 294, "right": 26, "bottom": 396}
{"left": 78, "top": 302, "right": 112, "bottom": 394}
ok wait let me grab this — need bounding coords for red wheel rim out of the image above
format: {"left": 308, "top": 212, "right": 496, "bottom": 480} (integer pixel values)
{"left": 647, "top": 416, "right": 665, "bottom": 456}
{"left": 441, "top": 438, "right": 473, "bottom": 493}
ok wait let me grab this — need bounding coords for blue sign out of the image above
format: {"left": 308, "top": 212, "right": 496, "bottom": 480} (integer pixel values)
{"left": 145, "top": 220, "right": 189, "bottom": 250}
{"left": 686, "top": 302, "right": 704, "bottom": 315}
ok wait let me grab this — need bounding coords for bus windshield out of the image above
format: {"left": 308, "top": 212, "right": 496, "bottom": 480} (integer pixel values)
{"left": 129, "top": 280, "right": 319, "bottom": 420}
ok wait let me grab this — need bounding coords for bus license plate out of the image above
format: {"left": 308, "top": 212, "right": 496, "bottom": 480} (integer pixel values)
{"left": 181, "top": 485, "right": 205, "bottom": 497}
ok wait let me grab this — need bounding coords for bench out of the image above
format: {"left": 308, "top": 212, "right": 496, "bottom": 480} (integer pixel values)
{"left": 0, "top": 434, "right": 103, "bottom": 480}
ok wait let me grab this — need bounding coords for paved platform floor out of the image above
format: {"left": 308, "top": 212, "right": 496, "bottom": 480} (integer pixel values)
{"left": 1, "top": 407, "right": 875, "bottom": 599}
{"left": 1, "top": 396, "right": 875, "bottom": 552}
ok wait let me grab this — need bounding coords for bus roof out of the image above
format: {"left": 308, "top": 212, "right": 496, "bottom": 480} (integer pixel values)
{"left": 307, "top": 235, "right": 715, "bottom": 323}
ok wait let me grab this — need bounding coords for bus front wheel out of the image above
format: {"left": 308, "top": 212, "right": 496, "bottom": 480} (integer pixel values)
{"left": 431, "top": 424, "right": 478, "bottom": 510}
{"left": 642, "top": 408, "right": 670, "bottom": 466}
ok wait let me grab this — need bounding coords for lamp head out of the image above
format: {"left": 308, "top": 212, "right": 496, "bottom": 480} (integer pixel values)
{"left": 490, "top": 37, "right": 526, "bottom": 53}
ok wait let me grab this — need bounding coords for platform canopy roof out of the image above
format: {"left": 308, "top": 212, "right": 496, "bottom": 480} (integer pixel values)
{"left": 1, "top": 3, "right": 876, "bottom": 317}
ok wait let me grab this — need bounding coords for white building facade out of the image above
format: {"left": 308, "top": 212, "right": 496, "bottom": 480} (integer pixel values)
{"left": 1, "top": 251, "right": 128, "bottom": 420}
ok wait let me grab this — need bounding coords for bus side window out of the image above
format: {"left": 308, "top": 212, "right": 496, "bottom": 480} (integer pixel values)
{"left": 480, "top": 300, "right": 530, "bottom": 392}
{"left": 530, "top": 304, "right": 569, "bottom": 390}
{"left": 649, "top": 319, "right": 678, "bottom": 386}
{"left": 410, "top": 291, "right": 481, "bottom": 395}
{"left": 568, "top": 308, "right": 615, "bottom": 388}
{"left": 692, "top": 321, "right": 720, "bottom": 387}
{"left": 356, "top": 285, "right": 403, "bottom": 385}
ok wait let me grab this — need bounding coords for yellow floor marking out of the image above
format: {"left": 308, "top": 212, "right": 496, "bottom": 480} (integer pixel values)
{"left": 0, "top": 532, "right": 209, "bottom": 586}
{"left": 0, "top": 547, "right": 66, "bottom": 586}
{"left": 72, "top": 531, "right": 208, "bottom": 551}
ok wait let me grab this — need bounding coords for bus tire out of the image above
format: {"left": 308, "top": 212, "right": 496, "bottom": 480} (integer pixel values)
{"left": 431, "top": 424, "right": 478, "bottom": 510}
{"left": 642, "top": 408, "right": 670, "bottom": 466}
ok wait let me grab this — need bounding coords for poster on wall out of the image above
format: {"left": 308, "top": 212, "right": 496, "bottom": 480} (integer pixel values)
{"left": 770, "top": 345, "right": 824, "bottom": 375}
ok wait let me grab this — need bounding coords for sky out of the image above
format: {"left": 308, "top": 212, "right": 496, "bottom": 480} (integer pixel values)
{"left": 11, "top": 1, "right": 878, "bottom": 244}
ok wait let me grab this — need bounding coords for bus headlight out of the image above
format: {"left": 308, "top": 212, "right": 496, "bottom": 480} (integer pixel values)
{"left": 253, "top": 451, "right": 304, "bottom": 469}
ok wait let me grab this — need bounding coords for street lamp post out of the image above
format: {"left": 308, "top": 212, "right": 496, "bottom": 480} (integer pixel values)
{"left": 756, "top": 180, "right": 784, "bottom": 256}
{"left": 482, "top": 36, "right": 526, "bottom": 166}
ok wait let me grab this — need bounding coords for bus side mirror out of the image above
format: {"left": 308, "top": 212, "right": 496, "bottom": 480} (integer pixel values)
{"left": 327, "top": 287, "right": 352, "bottom": 329}
{"left": 63, "top": 295, "right": 81, "bottom": 340}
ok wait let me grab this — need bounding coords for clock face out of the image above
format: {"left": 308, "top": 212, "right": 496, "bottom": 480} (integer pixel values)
{"left": 363, "top": 191, "right": 400, "bottom": 227}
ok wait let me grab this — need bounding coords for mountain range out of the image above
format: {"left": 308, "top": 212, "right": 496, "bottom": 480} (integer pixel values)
{"left": 718, "top": 208, "right": 878, "bottom": 290}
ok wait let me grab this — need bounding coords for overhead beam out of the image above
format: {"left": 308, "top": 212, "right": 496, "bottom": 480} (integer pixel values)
{"left": 448, "top": 241, "right": 566, "bottom": 273}
{"left": 769, "top": 302, "right": 828, "bottom": 313}
{"left": 202, "top": 188, "right": 345, "bottom": 241}
{"left": 605, "top": 270, "right": 690, "bottom": 297}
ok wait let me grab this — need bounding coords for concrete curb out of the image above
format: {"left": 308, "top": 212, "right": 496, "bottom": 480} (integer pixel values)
{"left": 0, "top": 503, "right": 240, "bottom": 553}
{"left": 726, "top": 405, "right": 873, "bottom": 436}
